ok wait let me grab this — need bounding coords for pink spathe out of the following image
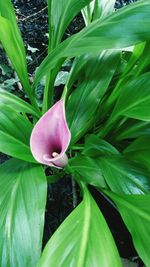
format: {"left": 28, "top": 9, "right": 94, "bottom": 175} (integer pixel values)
{"left": 30, "top": 99, "right": 71, "bottom": 168}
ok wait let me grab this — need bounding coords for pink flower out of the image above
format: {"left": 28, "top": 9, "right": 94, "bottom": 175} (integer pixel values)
{"left": 30, "top": 99, "right": 71, "bottom": 168}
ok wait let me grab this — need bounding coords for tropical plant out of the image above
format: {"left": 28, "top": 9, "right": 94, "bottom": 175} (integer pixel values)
{"left": 0, "top": 0, "right": 150, "bottom": 266}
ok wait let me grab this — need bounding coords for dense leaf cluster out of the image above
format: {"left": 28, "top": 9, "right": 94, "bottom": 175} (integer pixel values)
{"left": 0, "top": 0, "right": 150, "bottom": 267}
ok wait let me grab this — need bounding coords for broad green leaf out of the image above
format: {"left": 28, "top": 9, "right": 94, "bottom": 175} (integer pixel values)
{"left": 106, "top": 42, "right": 146, "bottom": 108}
{"left": 0, "top": 88, "right": 40, "bottom": 117}
{"left": 0, "top": 2, "right": 31, "bottom": 96}
{"left": 106, "top": 191, "right": 150, "bottom": 267}
{"left": 0, "top": 0, "right": 26, "bottom": 59}
{"left": 38, "top": 186, "right": 121, "bottom": 267}
{"left": 93, "top": 0, "right": 116, "bottom": 20}
{"left": 124, "top": 136, "right": 150, "bottom": 170}
{"left": 0, "top": 106, "right": 33, "bottom": 144}
{"left": 98, "top": 156, "right": 150, "bottom": 194}
{"left": 82, "top": 2, "right": 93, "bottom": 26}
{"left": 101, "top": 72, "right": 150, "bottom": 137}
{"left": 69, "top": 155, "right": 107, "bottom": 188}
{"left": 0, "top": 159, "right": 47, "bottom": 267}
{"left": 48, "top": 0, "right": 92, "bottom": 48}
{"left": 123, "top": 42, "right": 145, "bottom": 75}
{"left": 63, "top": 56, "right": 87, "bottom": 94}
{"left": 115, "top": 120, "right": 150, "bottom": 140}
{"left": 134, "top": 42, "right": 150, "bottom": 76}
{"left": 83, "top": 134, "right": 119, "bottom": 157}
{"left": 66, "top": 50, "right": 120, "bottom": 143}
{"left": 0, "top": 131, "right": 35, "bottom": 163}
{"left": 0, "top": 106, "right": 35, "bottom": 162}
{"left": 82, "top": 0, "right": 116, "bottom": 25}
{"left": 33, "top": 0, "right": 150, "bottom": 88}
{"left": 112, "top": 72, "right": 150, "bottom": 121}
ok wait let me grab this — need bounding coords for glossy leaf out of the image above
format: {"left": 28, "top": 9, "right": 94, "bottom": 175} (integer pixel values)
{"left": 0, "top": 106, "right": 32, "bottom": 144}
{"left": 82, "top": 0, "right": 116, "bottom": 25}
{"left": 69, "top": 155, "right": 107, "bottom": 189}
{"left": 81, "top": 2, "right": 93, "bottom": 26}
{"left": 0, "top": 106, "right": 35, "bottom": 162}
{"left": 33, "top": 0, "right": 150, "bottom": 88}
{"left": 0, "top": 1, "right": 30, "bottom": 95}
{"left": 98, "top": 155, "right": 150, "bottom": 194}
{"left": 124, "top": 136, "right": 150, "bottom": 170}
{"left": 115, "top": 120, "right": 150, "bottom": 140}
{"left": 93, "top": 0, "right": 116, "bottom": 19}
{"left": 83, "top": 134, "right": 119, "bottom": 157}
{"left": 38, "top": 186, "right": 121, "bottom": 267}
{"left": 48, "top": 0, "right": 92, "bottom": 47}
{"left": 106, "top": 42, "right": 146, "bottom": 108}
{"left": 111, "top": 72, "right": 150, "bottom": 122}
{"left": 66, "top": 50, "right": 120, "bottom": 143}
{"left": 134, "top": 42, "right": 150, "bottom": 76}
{"left": 0, "top": 131, "right": 35, "bottom": 163}
{"left": 106, "top": 191, "right": 150, "bottom": 267}
{"left": 0, "top": 159, "right": 47, "bottom": 267}
{"left": 0, "top": 88, "right": 40, "bottom": 117}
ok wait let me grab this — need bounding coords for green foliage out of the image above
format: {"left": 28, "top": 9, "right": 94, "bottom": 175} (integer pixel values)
{"left": 38, "top": 186, "right": 122, "bottom": 267}
{"left": 1, "top": 0, "right": 150, "bottom": 266}
{"left": 0, "top": 106, "right": 35, "bottom": 162}
{"left": 33, "top": 0, "right": 150, "bottom": 89}
{"left": 66, "top": 51, "right": 120, "bottom": 144}
{"left": 0, "top": 159, "right": 47, "bottom": 267}
{"left": 98, "top": 155, "right": 150, "bottom": 194}
{"left": 106, "top": 191, "right": 150, "bottom": 266}
{"left": 0, "top": 88, "right": 40, "bottom": 117}
{"left": 48, "top": 0, "right": 92, "bottom": 48}
{"left": 0, "top": 2, "right": 29, "bottom": 93}
{"left": 69, "top": 155, "right": 107, "bottom": 189}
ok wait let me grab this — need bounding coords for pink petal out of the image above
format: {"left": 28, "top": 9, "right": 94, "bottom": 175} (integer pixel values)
{"left": 30, "top": 99, "right": 71, "bottom": 168}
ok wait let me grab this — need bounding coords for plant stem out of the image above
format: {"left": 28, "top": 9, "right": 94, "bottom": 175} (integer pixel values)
{"left": 42, "top": 71, "right": 54, "bottom": 114}
{"left": 72, "top": 177, "right": 78, "bottom": 208}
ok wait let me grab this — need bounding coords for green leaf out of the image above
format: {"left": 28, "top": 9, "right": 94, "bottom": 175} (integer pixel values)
{"left": 0, "top": 158, "right": 47, "bottom": 267}
{"left": 134, "top": 42, "right": 150, "bottom": 76}
{"left": 66, "top": 50, "right": 120, "bottom": 143}
{"left": 98, "top": 155, "right": 150, "bottom": 194}
{"left": 48, "top": 0, "right": 92, "bottom": 47}
{"left": 112, "top": 72, "right": 150, "bottom": 121}
{"left": 0, "top": 106, "right": 35, "bottom": 162}
{"left": 100, "top": 71, "right": 150, "bottom": 137}
{"left": 69, "top": 155, "right": 107, "bottom": 189}
{"left": 124, "top": 136, "right": 150, "bottom": 170}
{"left": 0, "top": 1, "right": 30, "bottom": 95}
{"left": 33, "top": 0, "right": 150, "bottom": 88}
{"left": 114, "top": 120, "right": 150, "bottom": 140}
{"left": 0, "top": 0, "right": 26, "bottom": 57}
{"left": 93, "top": 0, "right": 116, "bottom": 19}
{"left": 82, "top": 0, "right": 116, "bottom": 25}
{"left": 83, "top": 134, "right": 119, "bottom": 157}
{"left": 106, "top": 191, "right": 150, "bottom": 267}
{"left": 0, "top": 88, "right": 40, "bottom": 117}
{"left": 0, "top": 131, "right": 35, "bottom": 162}
{"left": 0, "top": 106, "right": 33, "bottom": 144}
{"left": 106, "top": 42, "right": 146, "bottom": 109}
{"left": 38, "top": 186, "right": 121, "bottom": 267}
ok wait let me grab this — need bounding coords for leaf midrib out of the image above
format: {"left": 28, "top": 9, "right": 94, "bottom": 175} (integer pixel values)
{"left": 103, "top": 158, "right": 148, "bottom": 194}
{"left": 76, "top": 188, "right": 91, "bottom": 267}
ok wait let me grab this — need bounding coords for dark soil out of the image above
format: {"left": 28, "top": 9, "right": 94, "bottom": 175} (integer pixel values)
{"left": 1, "top": 0, "right": 142, "bottom": 266}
